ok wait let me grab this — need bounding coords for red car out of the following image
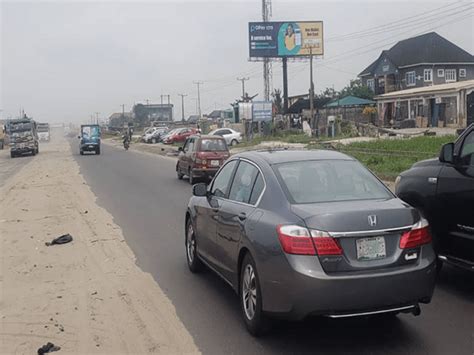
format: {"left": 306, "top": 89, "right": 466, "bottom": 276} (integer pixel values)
{"left": 163, "top": 127, "right": 198, "bottom": 144}
{"left": 176, "top": 135, "right": 230, "bottom": 184}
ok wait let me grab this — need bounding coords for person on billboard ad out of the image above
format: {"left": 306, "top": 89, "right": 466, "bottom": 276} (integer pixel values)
{"left": 278, "top": 22, "right": 301, "bottom": 56}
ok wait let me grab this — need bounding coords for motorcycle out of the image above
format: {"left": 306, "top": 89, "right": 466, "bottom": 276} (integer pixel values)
{"left": 122, "top": 135, "right": 130, "bottom": 150}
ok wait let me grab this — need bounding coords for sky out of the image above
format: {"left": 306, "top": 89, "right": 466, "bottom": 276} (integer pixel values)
{"left": 1, "top": 0, "right": 473, "bottom": 123}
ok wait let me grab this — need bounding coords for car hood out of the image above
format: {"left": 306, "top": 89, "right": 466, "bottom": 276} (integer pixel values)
{"left": 411, "top": 158, "right": 440, "bottom": 168}
{"left": 291, "top": 198, "right": 418, "bottom": 233}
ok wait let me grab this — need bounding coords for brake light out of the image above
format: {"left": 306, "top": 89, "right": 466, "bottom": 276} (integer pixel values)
{"left": 277, "top": 226, "right": 342, "bottom": 256}
{"left": 399, "top": 218, "right": 432, "bottom": 249}
{"left": 277, "top": 225, "right": 316, "bottom": 255}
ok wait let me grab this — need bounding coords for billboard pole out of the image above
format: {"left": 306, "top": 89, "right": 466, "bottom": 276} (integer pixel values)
{"left": 282, "top": 57, "right": 289, "bottom": 114}
{"left": 193, "top": 81, "right": 203, "bottom": 118}
{"left": 178, "top": 94, "right": 187, "bottom": 122}
{"left": 262, "top": 0, "right": 272, "bottom": 101}
{"left": 309, "top": 46, "right": 314, "bottom": 125}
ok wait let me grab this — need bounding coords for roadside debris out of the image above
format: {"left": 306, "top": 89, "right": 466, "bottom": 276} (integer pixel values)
{"left": 45, "top": 234, "right": 73, "bottom": 246}
{"left": 37, "top": 342, "right": 61, "bottom": 354}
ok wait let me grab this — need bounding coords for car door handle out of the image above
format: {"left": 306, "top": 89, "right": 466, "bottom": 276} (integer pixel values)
{"left": 238, "top": 212, "right": 247, "bottom": 221}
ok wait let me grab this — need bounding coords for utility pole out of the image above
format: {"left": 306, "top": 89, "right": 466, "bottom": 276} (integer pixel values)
{"left": 237, "top": 77, "right": 250, "bottom": 99}
{"left": 178, "top": 94, "right": 187, "bottom": 122}
{"left": 121, "top": 104, "right": 125, "bottom": 118}
{"left": 262, "top": 0, "right": 272, "bottom": 101}
{"left": 95, "top": 112, "right": 100, "bottom": 124}
{"left": 309, "top": 46, "right": 315, "bottom": 125}
{"left": 193, "top": 81, "right": 204, "bottom": 117}
{"left": 144, "top": 99, "right": 150, "bottom": 105}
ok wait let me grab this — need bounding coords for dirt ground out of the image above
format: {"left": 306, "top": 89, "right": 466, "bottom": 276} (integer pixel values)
{"left": 0, "top": 135, "right": 199, "bottom": 354}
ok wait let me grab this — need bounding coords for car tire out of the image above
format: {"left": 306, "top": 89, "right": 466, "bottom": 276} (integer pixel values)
{"left": 151, "top": 138, "right": 157, "bottom": 144}
{"left": 231, "top": 139, "right": 238, "bottom": 146}
{"left": 177, "top": 163, "right": 184, "bottom": 180}
{"left": 240, "top": 253, "right": 269, "bottom": 336}
{"left": 31, "top": 149, "right": 36, "bottom": 156}
{"left": 96, "top": 148, "right": 101, "bottom": 155}
{"left": 10, "top": 152, "right": 15, "bottom": 158}
{"left": 36, "top": 146, "right": 39, "bottom": 154}
{"left": 185, "top": 218, "right": 203, "bottom": 273}
{"left": 189, "top": 169, "right": 195, "bottom": 185}
{"left": 80, "top": 150, "right": 84, "bottom": 155}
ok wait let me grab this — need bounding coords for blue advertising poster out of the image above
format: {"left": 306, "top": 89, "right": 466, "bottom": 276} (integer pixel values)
{"left": 252, "top": 101, "right": 273, "bottom": 122}
{"left": 249, "top": 21, "right": 323, "bottom": 58}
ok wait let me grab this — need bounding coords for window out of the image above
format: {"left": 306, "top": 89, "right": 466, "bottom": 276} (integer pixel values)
{"left": 228, "top": 161, "right": 259, "bottom": 204}
{"left": 460, "top": 131, "right": 474, "bottom": 166}
{"left": 459, "top": 69, "right": 467, "bottom": 78}
{"left": 423, "top": 69, "right": 432, "bottom": 82}
{"left": 199, "top": 138, "right": 227, "bottom": 151}
{"left": 249, "top": 173, "right": 265, "bottom": 205}
{"left": 274, "top": 160, "right": 392, "bottom": 204}
{"left": 211, "top": 160, "right": 238, "bottom": 198}
{"left": 445, "top": 69, "right": 456, "bottom": 82}
{"left": 366, "top": 79, "right": 375, "bottom": 92}
{"left": 437, "top": 69, "right": 445, "bottom": 77}
{"left": 406, "top": 71, "right": 416, "bottom": 86}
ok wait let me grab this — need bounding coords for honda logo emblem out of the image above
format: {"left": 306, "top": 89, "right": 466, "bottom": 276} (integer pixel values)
{"left": 368, "top": 215, "right": 377, "bottom": 227}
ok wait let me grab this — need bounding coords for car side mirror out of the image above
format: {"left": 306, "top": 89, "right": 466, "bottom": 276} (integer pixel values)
{"left": 178, "top": 147, "right": 183, "bottom": 152}
{"left": 193, "top": 183, "right": 208, "bottom": 196}
{"left": 439, "top": 142, "right": 454, "bottom": 164}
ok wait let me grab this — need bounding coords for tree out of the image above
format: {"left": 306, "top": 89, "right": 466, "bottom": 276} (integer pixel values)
{"left": 338, "top": 79, "right": 374, "bottom": 100}
{"left": 272, "top": 89, "right": 283, "bottom": 114}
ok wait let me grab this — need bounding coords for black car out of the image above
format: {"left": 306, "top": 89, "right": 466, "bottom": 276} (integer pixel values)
{"left": 396, "top": 123, "right": 474, "bottom": 272}
{"left": 186, "top": 150, "right": 436, "bottom": 335}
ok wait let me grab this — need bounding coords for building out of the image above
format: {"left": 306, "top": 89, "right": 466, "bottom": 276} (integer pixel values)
{"left": 375, "top": 80, "right": 474, "bottom": 128}
{"left": 359, "top": 32, "right": 474, "bottom": 95}
{"left": 108, "top": 112, "right": 134, "bottom": 130}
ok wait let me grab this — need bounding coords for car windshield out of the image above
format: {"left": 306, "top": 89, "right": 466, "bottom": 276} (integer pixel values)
{"left": 274, "top": 160, "right": 392, "bottom": 204}
{"left": 10, "top": 122, "right": 32, "bottom": 132}
{"left": 200, "top": 139, "right": 227, "bottom": 151}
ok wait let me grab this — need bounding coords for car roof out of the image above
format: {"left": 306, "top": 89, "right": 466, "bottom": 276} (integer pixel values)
{"left": 190, "top": 134, "right": 225, "bottom": 140}
{"left": 235, "top": 149, "right": 355, "bottom": 165}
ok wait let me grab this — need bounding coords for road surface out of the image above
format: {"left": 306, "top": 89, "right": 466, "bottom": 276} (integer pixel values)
{"left": 0, "top": 148, "right": 34, "bottom": 187}
{"left": 73, "top": 142, "right": 474, "bottom": 355}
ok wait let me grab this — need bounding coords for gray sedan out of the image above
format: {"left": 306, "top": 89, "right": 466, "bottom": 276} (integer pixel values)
{"left": 185, "top": 150, "right": 436, "bottom": 335}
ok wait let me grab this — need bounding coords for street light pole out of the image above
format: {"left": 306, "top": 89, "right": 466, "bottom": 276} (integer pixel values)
{"left": 237, "top": 77, "right": 250, "bottom": 99}
{"left": 309, "top": 46, "right": 315, "bottom": 126}
{"left": 178, "top": 94, "right": 187, "bottom": 122}
{"left": 193, "top": 81, "right": 203, "bottom": 118}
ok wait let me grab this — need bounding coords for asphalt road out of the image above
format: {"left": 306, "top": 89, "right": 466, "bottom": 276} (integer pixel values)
{"left": 0, "top": 147, "right": 34, "bottom": 187}
{"left": 73, "top": 142, "right": 474, "bottom": 355}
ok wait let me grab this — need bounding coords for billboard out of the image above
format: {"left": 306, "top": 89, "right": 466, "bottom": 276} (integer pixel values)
{"left": 252, "top": 101, "right": 273, "bottom": 122}
{"left": 249, "top": 21, "right": 323, "bottom": 58}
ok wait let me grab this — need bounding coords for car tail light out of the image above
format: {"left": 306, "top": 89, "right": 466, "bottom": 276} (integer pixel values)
{"left": 277, "top": 225, "right": 316, "bottom": 255}
{"left": 399, "top": 218, "right": 432, "bottom": 249}
{"left": 310, "top": 230, "right": 343, "bottom": 255}
{"left": 277, "top": 226, "right": 343, "bottom": 256}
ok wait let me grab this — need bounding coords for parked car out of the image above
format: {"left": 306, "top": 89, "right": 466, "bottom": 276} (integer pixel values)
{"left": 209, "top": 128, "right": 242, "bottom": 146}
{"left": 185, "top": 150, "right": 436, "bottom": 335}
{"left": 143, "top": 127, "right": 168, "bottom": 143}
{"left": 163, "top": 127, "right": 198, "bottom": 144}
{"left": 395, "top": 123, "right": 474, "bottom": 272}
{"left": 177, "top": 135, "right": 230, "bottom": 184}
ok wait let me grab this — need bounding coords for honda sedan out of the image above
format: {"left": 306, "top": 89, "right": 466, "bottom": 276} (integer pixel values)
{"left": 185, "top": 150, "right": 436, "bottom": 335}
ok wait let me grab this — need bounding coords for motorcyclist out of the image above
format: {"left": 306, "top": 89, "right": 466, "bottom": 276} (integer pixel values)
{"left": 122, "top": 129, "right": 130, "bottom": 149}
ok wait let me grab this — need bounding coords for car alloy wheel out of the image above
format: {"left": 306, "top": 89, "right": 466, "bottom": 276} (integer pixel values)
{"left": 186, "top": 220, "right": 202, "bottom": 272}
{"left": 231, "top": 139, "right": 238, "bottom": 146}
{"left": 152, "top": 138, "right": 157, "bottom": 144}
{"left": 242, "top": 264, "right": 257, "bottom": 320}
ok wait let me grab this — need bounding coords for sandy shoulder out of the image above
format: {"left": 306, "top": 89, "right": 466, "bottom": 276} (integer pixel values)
{"left": 0, "top": 136, "right": 199, "bottom": 354}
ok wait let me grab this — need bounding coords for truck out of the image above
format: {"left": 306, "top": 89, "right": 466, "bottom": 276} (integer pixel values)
{"left": 37, "top": 123, "right": 51, "bottom": 141}
{"left": 7, "top": 118, "right": 39, "bottom": 158}
{"left": 79, "top": 124, "right": 101, "bottom": 155}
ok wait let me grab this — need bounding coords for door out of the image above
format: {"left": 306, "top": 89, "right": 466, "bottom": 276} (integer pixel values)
{"left": 437, "top": 129, "right": 474, "bottom": 263}
{"left": 467, "top": 92, "right": 474, "bottom": 126}
{"left": 430, "top": 99, "right": 440, "bottom": 127}
{"left": 178, "top": 138, "right": 192, "bottom": 173}
{"left": 195, "top": 160, "right": 239, "bottom": 267}
{"left": 215, "top": 161, "right": 264, "bottom": 280}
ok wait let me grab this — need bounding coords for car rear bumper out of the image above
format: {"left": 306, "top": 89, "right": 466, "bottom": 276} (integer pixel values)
{"left": 261, "top": 251, "right": 436, "bottom": 320}
{"left": 81, "top": 144, "right": 99, "bottom": 151}
{"left": 11, "top": 145, "right": 35, "bottom": 154}
{"left": 192, "top": 168, "right": 219, "bottom": 179}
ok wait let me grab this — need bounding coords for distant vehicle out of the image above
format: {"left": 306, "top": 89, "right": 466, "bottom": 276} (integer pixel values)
{"left": 37, "top": 123, "right": 50, "bottom": 142}
{"left": 185, "top": 150, "right": 436, "bottom": 335}
{"left": 396, "top": 123, "right": 474, "bottom": 272}
{"left": 0, "top": 123, "right": 5, "bottom": 149}
{"left": 78, "top": 124, "right": 101, "bottom": 155}
{"left": 176, "top": 135, "right": 230, "bottom": 184}
{"left": 142, "top": 127, "right": 168, "bottom": 143}
{"left": 8, "top": 118, "right": 39, "bottom": 158}
{"left": 209, "top": 128, "right": 242, "bottom": 146}
{"left": 163, "top": 127, "right": 198, "bottom": 144}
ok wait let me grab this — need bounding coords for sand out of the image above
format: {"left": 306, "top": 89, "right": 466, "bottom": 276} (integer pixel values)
{"left": 0, "top": 134, "right": 199, "bottom": 354}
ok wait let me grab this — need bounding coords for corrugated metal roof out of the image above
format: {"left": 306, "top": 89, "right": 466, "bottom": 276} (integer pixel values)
{"left": 324, "top": 96, "right": 375, "bottom": 108}
{"left": 375, "top": 79, "right": 474, "bottom": 100}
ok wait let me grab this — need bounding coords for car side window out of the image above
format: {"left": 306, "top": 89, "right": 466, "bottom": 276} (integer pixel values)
{"left": 460, "top": 131, "right": 474, "bottom": 166}
{"left": 211, "top": 160, "right": 238, "bottom": 198}
{"left": 187, "top": 138, "right": 195, "bottom": 152}
{"left": 249, "top": 173, "right": 265, "bottom": 205}
{"left": 221, "top": 129, "right": 231, "bottom": 135}
{"left": 182, "top": 139, "right": 190, "bottom": 152}
{"left": 228, "top": 161, "right": 259, "bottom": 204}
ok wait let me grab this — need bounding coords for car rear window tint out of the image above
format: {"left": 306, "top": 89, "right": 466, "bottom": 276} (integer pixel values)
{"left": 200, "top": 139, "right": 227, "bottom": 151}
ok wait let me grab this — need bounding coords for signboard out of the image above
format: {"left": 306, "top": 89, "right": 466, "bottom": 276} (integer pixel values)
{"left": 249, "top": 21, "right": 323, "bottom": 58}
{"left": 252, "top": 101, "right": 273, "bottom": 122}
{"left": 238, "top": 102, "right": 253, "bottom": 121}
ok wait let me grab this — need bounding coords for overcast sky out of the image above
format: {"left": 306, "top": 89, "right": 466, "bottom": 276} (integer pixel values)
{"left": 1, "top": 0, "right": 473, "bottom": 123}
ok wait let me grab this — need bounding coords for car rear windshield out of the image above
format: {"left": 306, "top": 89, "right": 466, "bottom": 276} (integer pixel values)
{"left": 200, "top": 139, "right": 227, "bottom": 151}
{"left": 273, "top": 160, "right": 392, "bottom": 204}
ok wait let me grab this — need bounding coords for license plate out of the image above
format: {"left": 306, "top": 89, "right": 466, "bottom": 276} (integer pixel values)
{"left": 210, "top": 160, "right": 219, "bottom": 167}
{"left": 356, "top": 237, "right": 386, "bottom": 260}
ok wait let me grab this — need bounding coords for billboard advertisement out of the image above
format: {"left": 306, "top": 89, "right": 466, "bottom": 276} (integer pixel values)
{"left": 249, "top": 21, "right": 323, "bottom": 58}
{"left": 252, "top": 101, "right": 273, "bottom": 122}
